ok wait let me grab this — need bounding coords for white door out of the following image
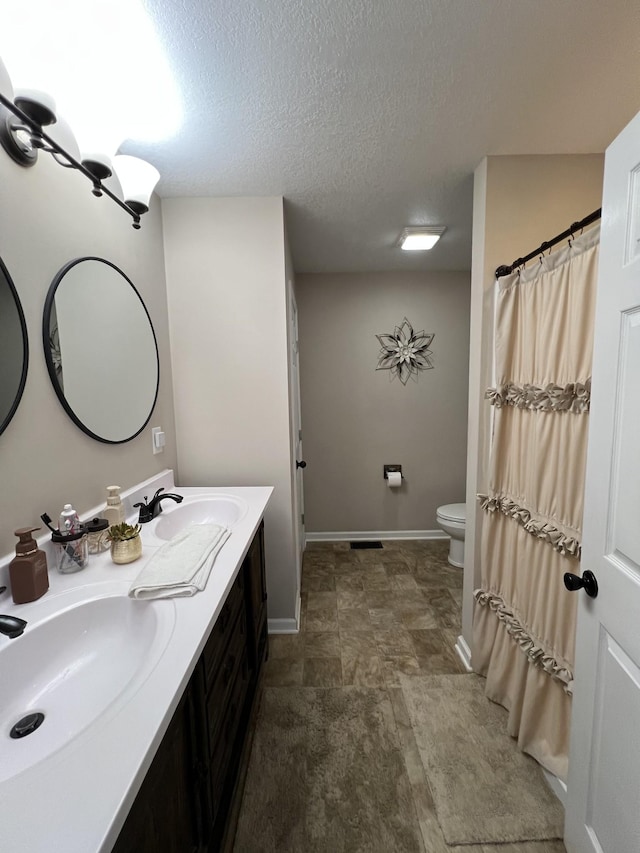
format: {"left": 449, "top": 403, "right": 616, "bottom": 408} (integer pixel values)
{"left": 564, "top": 111, "right": 640, "bottom": 851}
{"left": 288, "top": 282, "right": 306, "bottom": 601}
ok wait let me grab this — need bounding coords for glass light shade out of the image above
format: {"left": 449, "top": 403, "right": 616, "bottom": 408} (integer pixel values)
{"left": 0, "top": 56, "right": 14, "bottom": 100}
{"left": 13, "top": 88, "right": 57, "bottom": 126}
{"left": 398, "top": 227, "right": 446, "bottom": 251}
{"left": 81, "top": 151, "right": 113, "bottom": 177}
{"left": 113, "top": 155, "right": 160, "bottom": 209}
{"left": 75, "top": 128, "right": 121, "bottom": 163}
{"left": 73, "top": 126, "right": 121, "bottom": 180}
{"left": 103, "top": 169, "right": 124, "bottom": 201}
{"left": 47, "top": 115, "right": 81, "bottom": 162}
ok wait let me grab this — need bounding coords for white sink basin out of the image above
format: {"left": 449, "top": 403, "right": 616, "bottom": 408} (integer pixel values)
{"left": 150, "top": 495, "right": 248, "bottom": 541}
{"left": 0, "top": 583, "right": 175, "bottom": 782}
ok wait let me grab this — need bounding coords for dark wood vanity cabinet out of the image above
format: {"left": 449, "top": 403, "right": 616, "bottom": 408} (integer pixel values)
{"left": 113, "top": 522, "right": 268, "bottom": 853}
{"left": 243, "top": 520, "right": 268, "bottom": 677}
{"left": 111, "top": 683, "right": 203, "bottom": 853}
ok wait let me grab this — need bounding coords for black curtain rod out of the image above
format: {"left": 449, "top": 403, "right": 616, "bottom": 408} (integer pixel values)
{"left": 495, "top": 207, "right": 602, "bottom": 278}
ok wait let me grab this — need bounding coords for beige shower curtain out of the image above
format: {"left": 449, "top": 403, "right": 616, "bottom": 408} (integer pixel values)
{"left": 473, "top": 224, "right": 600, "bottom": 782}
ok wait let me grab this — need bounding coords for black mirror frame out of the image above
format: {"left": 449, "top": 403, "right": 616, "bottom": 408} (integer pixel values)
{"left": 0, "top": 254, "right": 29, "bottom": 437}
{"left": 42, "top": 256, "right": 160, "bottom": 445}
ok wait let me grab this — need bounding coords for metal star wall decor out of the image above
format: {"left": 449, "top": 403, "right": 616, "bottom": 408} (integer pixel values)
{"left": 375, "top": 317, "right": 435, "bottom": 385}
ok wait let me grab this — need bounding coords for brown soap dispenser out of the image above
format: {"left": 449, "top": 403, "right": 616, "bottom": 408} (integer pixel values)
{"left": 9, "top": 528, "right": 49, "bottom": 604}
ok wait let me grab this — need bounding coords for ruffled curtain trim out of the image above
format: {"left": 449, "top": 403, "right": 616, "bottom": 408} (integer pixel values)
{"left": 477, "top": 493, "right": 581, "bottom": 559}
{"left": 485, "top": 379, "right": 591, "bottom": 413}
{"left": 474, "top": 589, "right": 574, "bottom": 694}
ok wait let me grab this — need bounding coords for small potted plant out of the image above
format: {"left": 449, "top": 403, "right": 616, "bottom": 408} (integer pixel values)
{"left": 107, "top": 522, "right": 142, "bottom": 565}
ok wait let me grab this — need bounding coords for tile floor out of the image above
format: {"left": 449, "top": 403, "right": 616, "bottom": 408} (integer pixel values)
{"left": 264, "top": 539, "right": 465, "bottom": 691}
{"left": 256, "top": 540, "right": 565, "bottom": 853}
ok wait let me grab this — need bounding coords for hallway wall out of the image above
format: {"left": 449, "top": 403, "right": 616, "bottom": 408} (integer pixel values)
{"left": 297, "top": 271, "right": 470, "bottom": 534}
{"left": 161, "top": 196, "right": 298, "bottom": 622}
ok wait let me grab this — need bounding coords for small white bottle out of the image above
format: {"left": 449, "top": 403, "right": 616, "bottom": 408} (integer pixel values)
{"left": 58, "top": 503, "right": 81, "bottom": 534}
{"left": 103, "top": 485, "right": 125, "bottom": 527}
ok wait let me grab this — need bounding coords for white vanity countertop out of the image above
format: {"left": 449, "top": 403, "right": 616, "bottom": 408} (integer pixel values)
{"left": 0, "top": 474, "right": 273, "bottom": 853}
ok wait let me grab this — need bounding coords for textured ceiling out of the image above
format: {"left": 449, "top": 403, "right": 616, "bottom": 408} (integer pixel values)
{"left": 127, "top": 0, "right": 640, "bottom": 273}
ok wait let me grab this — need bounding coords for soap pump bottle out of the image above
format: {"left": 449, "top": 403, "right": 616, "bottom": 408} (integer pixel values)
{"left": 9, "top": 528, "right": 49, "bottom": 604}
{"left": 103, "top": 485, "right": 125, "bottom": 527}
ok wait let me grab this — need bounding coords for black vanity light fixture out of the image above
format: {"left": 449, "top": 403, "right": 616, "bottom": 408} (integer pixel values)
{"left": 397, "top": 226, "right": 446, "bottom": 251}
{"left": 0, "top": 59, "right": 159, "bottom": 230}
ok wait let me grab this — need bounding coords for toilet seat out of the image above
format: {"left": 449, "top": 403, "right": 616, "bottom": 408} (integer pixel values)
{"left": 436, "top": 503, "right": 465, "bottom": 523}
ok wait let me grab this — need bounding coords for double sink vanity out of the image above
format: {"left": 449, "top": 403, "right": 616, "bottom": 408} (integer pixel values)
{"left": 0, "top": 181, "right": 273, "bottom": 849}
{"left": 0, "top": 471, "right": 272, "bottom": 852}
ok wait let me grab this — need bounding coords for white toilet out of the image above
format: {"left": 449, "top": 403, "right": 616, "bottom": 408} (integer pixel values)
{"left": 436, "top": 503, "right": 466, "bottom": 568}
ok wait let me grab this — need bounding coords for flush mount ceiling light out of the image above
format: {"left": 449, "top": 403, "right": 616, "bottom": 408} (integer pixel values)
{"left": 398, "top": 226, "right": 446, "bottom": 251}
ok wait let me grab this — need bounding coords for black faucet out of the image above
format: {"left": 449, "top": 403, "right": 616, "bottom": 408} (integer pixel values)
{"left": 134, "top": 488, "right": 184, "bottom": 523}
{"left": 0, "top": 614, "right": 27, "bottom": 639}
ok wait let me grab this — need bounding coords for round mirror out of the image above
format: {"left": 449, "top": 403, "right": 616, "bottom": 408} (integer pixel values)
{"left": 43, "top": 257, "right": 159, "bottom": 443}
{"left": 0, "top": 255, "right": 29, "bottom": 437}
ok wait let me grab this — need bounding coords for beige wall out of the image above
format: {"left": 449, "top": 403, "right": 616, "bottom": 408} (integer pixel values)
{"left": 0, "top": 151, "right": 176, "bottom": 559}
{"left": 297, "top": 271, "right": 471, "bottom": 533}
{"left": 161, "top": 197, "right": 298, "bottom": 622}
{"left": 463, "top": 154, "right": 605, "bottom": 648}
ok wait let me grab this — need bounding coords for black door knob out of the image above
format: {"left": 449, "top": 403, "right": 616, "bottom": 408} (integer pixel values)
{"left": 296, "top": 460, "right": 307, "bottom": 469}
{"left": 563, "top": 570, "right": 598, "bottom": 599}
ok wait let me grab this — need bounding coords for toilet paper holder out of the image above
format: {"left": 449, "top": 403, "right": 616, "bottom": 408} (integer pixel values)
{"left": 383, "top": 464, "right": 403, "bottom": 480}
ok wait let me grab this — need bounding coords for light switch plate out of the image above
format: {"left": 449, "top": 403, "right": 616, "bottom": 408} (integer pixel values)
{"left": 151, "top": 426, "right": 165, "bottom": 455}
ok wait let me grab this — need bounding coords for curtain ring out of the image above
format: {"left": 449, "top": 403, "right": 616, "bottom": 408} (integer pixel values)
{"left": 568, "top": 221, "right": 580, "bottom": 248}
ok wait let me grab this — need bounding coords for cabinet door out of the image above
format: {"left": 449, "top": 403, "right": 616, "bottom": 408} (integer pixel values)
{"left": 209, "top": 644, "right": 252, "bottom": 852}
{"left": 112, "top": 687, "right": 202, "bottom": 853}
{"left": 243, "top": 522, "right": 268, "bottom": 673}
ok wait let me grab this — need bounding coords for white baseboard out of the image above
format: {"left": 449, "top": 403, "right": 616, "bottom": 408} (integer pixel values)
{"left": 542, "top": 768, "right": 567, "bottom": 807}
{"left": 268, "top": 595, "right": 301, "bottom": 635}
{"left": 455, "top": 635, "right": 473, "bottom": 671}
{"left": 268, "top": 618, "right": 299, "bottom": 634}
{"left": 306, "top": 530, "right": 448, "bottom": 542}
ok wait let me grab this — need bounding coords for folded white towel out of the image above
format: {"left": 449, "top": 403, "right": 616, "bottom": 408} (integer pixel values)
{"left": 129, "top": 523, "right": 231, "bottom": 600}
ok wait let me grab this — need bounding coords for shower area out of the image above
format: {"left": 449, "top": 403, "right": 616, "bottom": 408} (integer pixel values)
{"left": 474, "top": 214, "right": 601, "bottom": 782}
{"left": 464, "top": 155, "right": 606, "bottom": 787}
